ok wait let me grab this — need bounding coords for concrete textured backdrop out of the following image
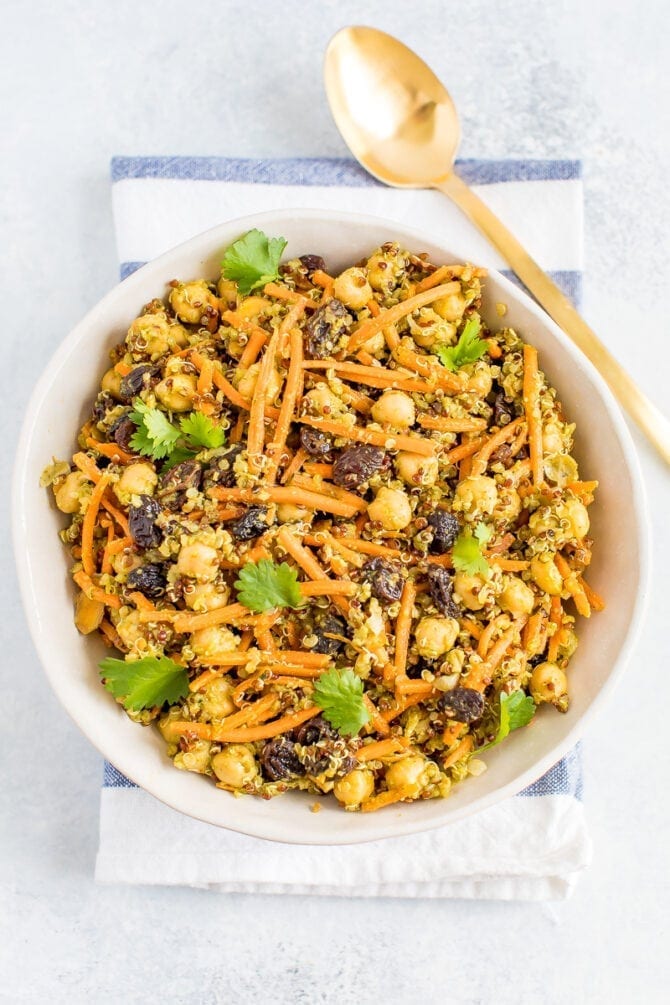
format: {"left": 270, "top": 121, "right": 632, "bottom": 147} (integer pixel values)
{"left": 2, "top": 0, "right": 669, "bottom": 1002}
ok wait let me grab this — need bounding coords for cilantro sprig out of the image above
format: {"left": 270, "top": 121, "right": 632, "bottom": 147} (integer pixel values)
{"left": 99, "top": 654, "right": 189, "bottom": 711}
{"left": 313, "top": 668, "right": 370, "bottom": 736}
{"left": 478, "top": 690, "right": 536, "bottom": 753}
{"left": 221, "top": 229, "right": 288, "bottom": 296}
{"left": 129, "top": 401, "right": 225, "bottom": 467}
{"left": 452, "top": 522, "right": 492, "bottom": 577}
{"left": 234, "top": 559, "right": 304, "bottom": 613}
{"left": 435, "top": 316, "right": 488, "bottom": 372}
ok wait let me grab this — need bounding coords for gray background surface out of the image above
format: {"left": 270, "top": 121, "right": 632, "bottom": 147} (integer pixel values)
{"left": 2, "top": 0, "right": 669, "bottom": 1001}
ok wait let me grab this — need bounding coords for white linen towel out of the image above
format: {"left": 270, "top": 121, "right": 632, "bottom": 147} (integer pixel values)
{"left": 96, "top": 155, "right": 590, "bottom": 900}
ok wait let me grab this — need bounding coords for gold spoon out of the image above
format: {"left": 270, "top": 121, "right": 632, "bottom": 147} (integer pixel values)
{"left": 324, "top": 25, "right": 670, "bottom": 465}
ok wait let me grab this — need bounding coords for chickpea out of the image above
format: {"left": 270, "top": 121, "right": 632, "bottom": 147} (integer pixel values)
{"left": 359, "top": 330, "right": 386, "bottom": 355}
{"left": 114, "top": 462, "right": 158, "bottom": 505}
{"left": 465, "top": 362, "right": 493, "bottom": 398}
{"left": 564, "top": 497, "right": 590, "bottom": 539}
{"left": 115, "top": 611, "right": 145, "bottom": 648}
{"left": 366, "top": 246, "right": 405, "bottom": 293}
{"left": 155, "top": 373, "right": 198, "bottom": 412}
{"left": 277, "top": 502, "right": 310, "bottom": 523}
{"left": 433, "top": 291, "right": 466, "bottom": 322}
{"left": 236, "top": 296, "right": 271, "bottom": 322}
{"left": 200, "top": 677, "right": 236, "bottom": 720}
{"left": 237, "top": 362, "right": 282, "bottom": 404}
{"left": 177, "top": 541, "right": 219, "bottom": 582}
{"left": 174, "top": 739, "right": 212, "bottom": 774}
{"left": 303, "top": 384, "right": 346, "bottom": 417}
{"left": 493, "top": 486, "right": 521, "bottom": 524}
{"left": 530, "top": 555, "right": 563, "bottom": 595}
{"left": 453, "top": 475, "right": 497, "bottom": 518}
{"left": 530, "top": 661, "right": 568, "bottom": 711}
{"left": 169, "top": 280, "right": 217, "bottom": 325}
{"left": 542, "top": 422, "right": 564, "bottom": 455}
{"left": 371, "top": 390, "right": 415, "bottom": 429}
{"left": 395, "top": 451, "right": 439, "bottom": 487}
{"left": 333, "top": 768, "right": 375, "bottom": 807}
{"left": 74, "top": 591, "right": 104, "bottom": 634}
{"left": 368, "top": 486, "right": 412, "bottom": 531}
{"left": 101, "top": 367, "right": 123, "bottom": 400}
{"left": 385, "top": 754, "right": 428, "bottom": 795}
{"left": 415, "top": 616, "right": 459, "bottom": 659}
{"left": 190, "top": 626, "right": 238, "bottom": 661}
{"left": 498, "top": 576, "right": 535, "bottom": 615}
{"left": 211, "top": 745, "right": 258, "bottom": 788}
{"left": 453, "top": 571, "right": 486, "bottom": 611}
{"left": 543, "top": 452, "right": 578, "bottom": 486}
{"left": 55, "top": 470, "right": 89, "bottom": 513}
{"left": 217, "top": 277, "right": 238, "bottom": 306}
{"left": 332, "top": 267, "right": 373, "bottom": 310}
{"left": 184, "top": 582, "right": 230, "bottom": 612}
{"left": 127, "top": 314, "right": 171, "bottom": 358}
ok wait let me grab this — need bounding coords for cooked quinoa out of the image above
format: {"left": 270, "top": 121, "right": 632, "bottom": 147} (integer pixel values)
{"left": 44, "top": 237, "right": 603, "bottom": 812}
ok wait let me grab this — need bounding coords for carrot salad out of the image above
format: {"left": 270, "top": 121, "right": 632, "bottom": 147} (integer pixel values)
{"left": 42, "top": 232, "right": 603, "bottom": 811}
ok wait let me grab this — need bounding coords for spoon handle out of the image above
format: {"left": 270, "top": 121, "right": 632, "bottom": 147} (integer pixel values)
{"left": 436, "top": 172, "right": 670, "bottom": 465}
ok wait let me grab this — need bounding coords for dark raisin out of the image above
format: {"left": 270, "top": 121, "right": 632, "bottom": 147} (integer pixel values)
{"left": 406, "top": 660, "right": 426, "bottom": 680}
{"left": 110, "top": 414, "right": 137, "bottom": 452}
{"left": 427, "top": 565, "right": 460, "bottom": 618}
{"left": 159, "top": 460, "right": 202, "bottom": 495}
{"left": 361, "top": 557, "right": 406, "bottom": 603}
{"left": 332, "top": 444, "right": 386, "bottom": 491}
{"left": 127, "top": 563, "right": 167, "bottom": 599}
{"left": 490, "top": 443, "right": 514, "bottom": 468}
{"left": 260, "top": 738, "right": 305, "bottom": 781}
{"left": 293, "top": 715, "right": 337, "bottom": 746}
{"left": 493, "top": 392, "right": 514, "bottom": 428}
{"left": 230, "top": 506, "right": 271, "bottom": 541}
{"left": 426, "top": 511, "right": 460, "bottom": 553}
{"left": 119, "top": 365, "right": 160, "bottom": 403}
{"left": 128, "top": 495, "right": 162, "bottom": 549}
{"left": 299, "top": 254, "right": 326, "bottom": 277}
{"left": 92, "top": 391, "right": 116, "bottom": 424}
{"left": 304, "top": 298, "right": 353, "bottom": 358}
{"left": 202, "top": 445, "right": 243, "bottom": 490}
{"left": 312, "top": 613, "right": 348, "bottom": 656}
{"left": 300, "top": 425, "right": 334, "bottom": 459}
{"left": 438, "top": 687, "right": 485, "bottom": 723}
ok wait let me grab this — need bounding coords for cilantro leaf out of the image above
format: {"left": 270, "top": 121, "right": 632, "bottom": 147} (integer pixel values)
{"left": 478, "top": 690, "right": 536, "bottom": 752}
{"left": 234, "top": 559, "right": 304, "bottom": 612}
{"left": 452, "top": 522, "right": 491, "bottom": 576}
{"left": 221, "top": 229, "right": 288, "bottom": 296}
{"left": 313, "top": 668, "right": 371, "bottom": 736}
{"left": 99, "top": 654, "right": 189, "bottom": 711}
{"left": 160, "top": 445, "right": 199, "bottom": 471}
{"left": 435, "top": 316, "right": 488, "bottom": 372}
{"left": 129, "top": 399, "right": 181, "bottom": 460}
{"left": 179, "top": 411, "right": 225, "bottom": 450}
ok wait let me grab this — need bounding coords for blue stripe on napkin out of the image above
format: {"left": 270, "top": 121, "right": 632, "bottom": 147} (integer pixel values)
{"left": 106, "top": 154, "right": 583, "bottom": 804}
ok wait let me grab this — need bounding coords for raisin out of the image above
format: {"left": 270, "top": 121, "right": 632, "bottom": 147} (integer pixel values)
{"left": 426, "top": 511, "right": 460, "bottom": 553}
{"left": 202, "top": 445, "right": 243, "bottom": 490}
{"left": 489, "top": 443, "right": 514, "bottom": 468}
{"left": 304, "top": 298, "right": 353, "bottom": 358}
{"left": 119, "top": 365, "right": 160, "bottom": 403}
{"left": 300, "top": 425, "right": 334, "bottom": 459}
{"left": 293, "top": 715, "right": 337, "bottom": 746}
{"left": 332, "top": 444, "right": 387, "bottom": 491}
{"left": 362, "top": 556, "right": 405, "bottom": 603}
{"left": 159, "top": 459, "right": 202, "bottom": 495}
{"left": 427, "top": 565, "right": 460, "bottom": 618}
{"left": 492, "top": 392, "right": 514, "bottom": 428}
{"left": 312, "top": 613, "right": 348, "bottom": 656}
{"left": 128, "top": 495, "right": 162, "bottom": 549}
{"left": 110, "top": 413, "right": 136, "bottom": 452}
{"left": 260, "top": 738, "right": 305, "bottom": 781}
{"left": 127, "top": 563, "right": 167, "bottom": 599}
{"left": 438, "top": 687, "right": 485, "bottom": 723}
{"left": 299, "top": 254, "right": 326, "bottom": 277}
{"left": 92, "top": 391, "right": 116, "bottom": 424}
{"left": 229, "top": 506, "right": 271, "bottom": 541}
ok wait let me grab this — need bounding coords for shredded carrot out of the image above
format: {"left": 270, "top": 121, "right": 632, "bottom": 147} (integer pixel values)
{"left": 281, "top": 446, "right": 309, "bottom": 485}
{"left": 415, "top": 269, "right": 460, "bottom": 294}
{"left": 347, "top": 282, "right": 467, "bottom": 352}
{"left": 477, "top": 615, "right": 508, "bottom": 659}
{"left": 547, "top": 597, "right": 563, "bottom": 662}
{"left": 236, "top": 328, "right": 268, "bottom": 371}
{"left": 203, "top": 360, "right": 252, "bottom": 411}
{"left": 291, "top": 473, "right": 367, "bottom": 513}
{"left": 300, "top": 580, "right": 357, "bottom": 598}
{"left": 366, "top": 298, "right": 380, "bottom": 317}
{"left": 442, "top": 722, "right": 466, "bottom": 747}
{"left": 555, "top": 554, "right": 591, "bottom": 618}
{"left": 113, "top": 361, "right": 133, "bottom": 376}
{"left": 418, "top": 415, "right": 487, "bottom": 434}
{"left": 302, "top": 463, "right": 334, "bottom": 480}
{"left": 567, "top": 480, "right": 599, "bottom": 497}
{"left": 261, "top": 651, "right": 331, "bottom": 668}
{"left": 99, "top": 495, "right": 131, "bottom": 537}
{"left": 195, "top": 356, "right": 214, "bottom": 396}
{"left": 522, "top": 344, "right": 543, "bottom": 486}
{"left": 381, "top": 693, "right": 426, "bottom": 723}
{"left": 579, "top": 576, "right": 606, "bottom": 612}
{"left": 357, "top": 737, "right": 408, "bottom": 762}
{"left": 265, "top": 328, "right": 304, "bottom": 485}
{"left": 331, "top": 537, "right": 402, "bottom": 560}
{"left": 487, "top": 340, "right": 503, "bottom": 360}
{"left": 313, "top": 533, "right": 365, "bottom": 569}
{"left": 361, "top": 785, "right": 415, "bottom": 813}
{"left": 442, "top": 735, "right": 474, "bottom": 770}
{"left": 362, "top": 695, "right": 392, "bottom": 737}
{"left": 382, "top": 324, "right": 400, "bottom": 352}
{"left": 229, "top": 412, "right": 245, "bottom": 444}
{"left": 395, "top": 679, "right": 436, "bottom": 696}
{"left": 85, "top": 438, "right": 134, "bottom": 465}
{"left": 80, "top": 473, "right": 110, "bottom": 575}
{"left": 240, "top": 544, "right": 272, "bottom": 565}
{"left": 172, "top": 602, "right": 253, "bottom": 634}
{"left": 277, "top": 527, "right": 350, "bottom": 617}
{"left": 211, "top": 705, "right": 320, "bottom": 743}
{"left": 210, "top": 484, "right": 360, "bottom": 519}
{"left": 462, "top": 625, "right": 519, "bottom": 691}
{"left": 73, "top": 451, "right": 104, "bottom": 484}
{"left": 470, "top": 417, "right": 525, "bottom": 477}
{"left": 100, "top": 524, "right": 117, "bottom": 575}
{"left": 393, "top": 580, "right": 416, "bottom": 677}
{"left": 73, "top": 570, "right": 122, "bottom": 609}
{"left": 523, "top": 611, "right": 545, "bottom": 654}
{"left": 99, "top": 618, "right": 124, "bottom": 649}
{"left": 217, "top": 504, "right": 246, "bottom": 521}
{"left": 128, "top": 591, "right": 154, "bottom": 612}
{"left": 460, "top": 617, "right": 483, "bottom": 640}
{"left": 263, "top": 282, "right": 311, "bottom": 307}
{"left": 311, "top": 270, "right": 334, "bottom": 293}
{"left": 298, "top": 416, "right": 435, "bottom": 457}
{"left": 488, "top": 558, "right": 530, "bottom": 571}
{"left": 445, "top": 436, "right": 487, "bottom": 464}
{"left": 247, "top": 328, "right": 281, "bottom": 471}
{"left": 390, "top": 340, "right": 464, "bottom": 391}
{"left": 302, "top": 359, "right": 438, "bottom": 394}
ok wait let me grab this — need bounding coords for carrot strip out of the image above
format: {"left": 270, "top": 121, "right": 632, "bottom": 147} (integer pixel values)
{"left": 462, "top": 626, "right": 519, "bottom": 691}
{"left": 72, "top": 451, "right": 104, "bottom": 484}
{"left": 172, "top": 603, "right": 254, "bottom": 633}
{"left": 311, "top": 270, "right": 334, "bottom": 293}
{"left": 579, "top": 577, "right": 606, "bottom": 612}
{"left": 240, "top": 544, "right": 272, "bottom": 565}
{"left": 236, "top": 328, "right": 268, "bottom": 371}
{"left": 211, "top": 705, "right": 319, "bottom": 743}
{"left": 128, "top": 591, "right": 154, "bottom": 612}
{"left": 567, "top": 480, "right": 599, "bottom": 497}
{"left": 362, "top": 695, "right": 392, "bottom": 737}
{"left": 361, "top": 785, "right": 415, "bottom": 812}
{"left": 291, "top": 473, "right": 367, "bottom": 513}
{"left": 488, "top": 558, "right": 530, "bottom": 571}
{"left": 329, "top": 537, "right": 402, "bottom": 560}
{"left": 460, "top": 617, "right": 483, "bottom": 640}
{"left": 445, "top": 436, "right": 487, "bottom": 464}
{"left": 247, "top": 329, "right": 281, "bottom": 471}
{"left": 229, "top": 413, "right": 245, "bottom": 444}
{"left": 302, "top": 462, "right": 333, "bottom": 479}
{"left": 393, "top": 580, "right": 417, "bottom": 677}
{"left": 470, "top": 417, "right": 525, "bottom": 477}
{"left": 347, "top": 282, "right": 467, "bottom": 352}
{"left": 522, "top": 344, "right": 544, "bottom": 486}
{"left": 366, "top": 298, "right": 380, "bottom": 317}
{"left": 281, "top": 447, "right": 309, "bottom": 485}
{"left": 300, "top": 580, "right": 358, "bottom": 598}
{"left": 442, "top": 722, "right": 467, "bottom": 747}
{"left": 209, "top": 485, "right": 361, "bottom": 519}
{"left": 390, "top": 340, "right": 464, "bottom": 391}
{"left": 196, "top": 356, "right": 214, "bottom": 396}
{"left": 357, "top": 738, "right": 408, "bottom": 762}
{"left": 487, "top": 340, "right": 503, "bottom": 360}
{"left": 381, "top": 693, "right": 426, "bottom": 723}
{"left": 442, "top": 735, "right": 473, "bottom": 770}
{"left": 209, "top": 363, "right": 252, "bottom": 411}
{"left": 415, "top": 269, "right": 460, "bottom": 294}
{"left": 113, "top": 361, "right": 133, "bottom": 376}
{"left": 418, "top": 415, "right": 487, "bottom": 433}
{"left": 263, "top": 282, "right": 311, "bottom": 307}
{"left": 298, "top": 416, "right": 435, "bottom": 457}
{"left": 73, "top": 570, "right": 122, "bottom": 609}
{"left": 302, "top": 359, "right": 438, "bottom": 394}
{"left": 547, "top": 597, "right": 563, "bottom": 662}
{"left": 265, "top": 327, "right": 303, "bottom": 484}
{"left": 477, "top": 615, "right": 508, "bottom": 659}
{"left": 85, "top": 438, "right": 134, "bottom": 465}
{"left": 277, "top": 527, "right": 350, "bottom": 616}
{"left": 217, "top": 505, "right": 246, "bottom": 521}
{"left": 555, "top": 554, "right": 591, "bottom": 618}
{"left": 262, "top": 651, "right": 332, "bottom": 668}
{"left": 80, "top": 473, "right": 110, "bottom": 575}
{"left": 99, "top": 618, "right": 124, "bottom": 649}
{"left": 523, "top": 611, "right": 545, "bottom": 654}
{"left": 395, "top": 679, "right": 435, "bottom": 696}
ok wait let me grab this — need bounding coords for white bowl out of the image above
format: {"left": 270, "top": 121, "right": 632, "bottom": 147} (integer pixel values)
{"left": 13, "top": 209, "right": 649, "bottom": 844}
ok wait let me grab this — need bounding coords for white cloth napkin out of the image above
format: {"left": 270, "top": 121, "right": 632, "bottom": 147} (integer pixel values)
{"left": 96, "top": 156, "right": 590, "bottom": 900}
